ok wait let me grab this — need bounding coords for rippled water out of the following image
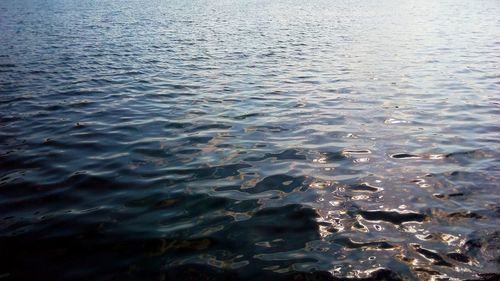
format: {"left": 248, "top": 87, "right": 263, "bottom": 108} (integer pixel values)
{"left": 1, "top": 0, "right": 499, "bottom": 280}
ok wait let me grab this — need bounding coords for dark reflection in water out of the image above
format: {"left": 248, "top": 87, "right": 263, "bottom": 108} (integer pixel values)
{"left": 1, "top": 0, "right": 499, "bottom": 280}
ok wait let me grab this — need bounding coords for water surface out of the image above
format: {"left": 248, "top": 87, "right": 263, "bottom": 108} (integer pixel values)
{"left": 1, "top": 0, "right": 499, "bottom": 280}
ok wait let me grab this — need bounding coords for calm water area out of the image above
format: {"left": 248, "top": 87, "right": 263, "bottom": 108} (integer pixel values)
{"left": 0, "top": 0, "right": 499, "bottom": 280}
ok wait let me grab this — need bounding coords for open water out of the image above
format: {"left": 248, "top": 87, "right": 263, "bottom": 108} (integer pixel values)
{"left": 1, "top": 0, "right": 499, "bottom": 280}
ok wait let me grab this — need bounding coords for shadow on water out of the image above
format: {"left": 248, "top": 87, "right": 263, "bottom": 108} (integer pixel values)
{"left": 0, "top": 201, "right": 405, "bottom": 281}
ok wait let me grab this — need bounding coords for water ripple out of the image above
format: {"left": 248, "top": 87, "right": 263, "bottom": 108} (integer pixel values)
{"left": 1, "top": 0, "right": 499, "bottom": 280}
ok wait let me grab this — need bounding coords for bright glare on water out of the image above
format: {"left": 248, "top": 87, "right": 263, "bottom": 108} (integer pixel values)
{"left": 0, "top": 0, "right": 499, "bottom": 280}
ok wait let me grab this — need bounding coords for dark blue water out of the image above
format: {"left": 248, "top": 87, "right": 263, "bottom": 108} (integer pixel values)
{"left": 1, "top": 0, "right": 499, "bottom": 280}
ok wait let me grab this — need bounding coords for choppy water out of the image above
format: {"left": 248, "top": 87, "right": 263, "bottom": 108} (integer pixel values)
{"left": 1, "top": 0, "right": 499, "bottom": 280}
